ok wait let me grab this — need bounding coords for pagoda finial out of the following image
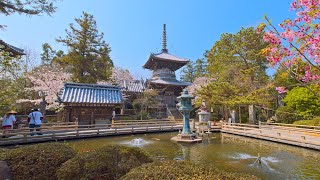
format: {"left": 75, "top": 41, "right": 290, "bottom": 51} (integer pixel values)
{"left": 162, "top": 24, "right": 168, "bottom": 53}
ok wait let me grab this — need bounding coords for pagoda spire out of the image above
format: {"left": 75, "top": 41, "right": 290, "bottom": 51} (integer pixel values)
{"left": 162, "top": 24, "right": 168, "bottom": 53}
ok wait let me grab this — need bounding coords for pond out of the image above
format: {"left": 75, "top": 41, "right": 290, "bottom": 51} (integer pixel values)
{"left": 68, "top": 132, "right": 320, "bottom": 179}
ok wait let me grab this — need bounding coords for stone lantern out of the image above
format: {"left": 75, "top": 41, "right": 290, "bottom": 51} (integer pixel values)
{"left": 171, "top": 89, "right": 202, "bottom": 143}
{"left": 198, "top": 100, "right": 211, "bottom": 130}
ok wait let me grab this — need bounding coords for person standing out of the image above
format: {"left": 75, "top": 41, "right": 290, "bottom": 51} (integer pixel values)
{"left": 1, "top": 110, "right": 17, "bottom": 138}
{"left": 111, "top": 109, "right": 116, "bottom": 125}
{"left": 112, "top": 110, "right": 116, "bottom": 120}
{"left": 28, "top": 108, "right": 43, "bottom": 136}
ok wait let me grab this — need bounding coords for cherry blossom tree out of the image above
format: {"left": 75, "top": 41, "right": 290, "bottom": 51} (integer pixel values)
{"left": 187, "top": 76, "right": 213, "bottom": 105}
{"left": 18, "top": 65, "right": 70, "bottom": 109}
{"left": 111, "top": 66, "right": 135, "bottom": 85}
{"left": 258, "top": 0, "right": 320, "bottom": 96}
{"left": 98, "top": 66, "right": 135, "bottom": 86}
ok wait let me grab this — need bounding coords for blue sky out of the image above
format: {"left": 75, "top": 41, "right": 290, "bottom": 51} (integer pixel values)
{"left": 1, "top": 0, "right": 294, "bottom": 79}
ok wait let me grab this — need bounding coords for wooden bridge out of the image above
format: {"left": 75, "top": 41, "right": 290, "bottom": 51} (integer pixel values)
{"left": 221, "top": 122, "right": 320, "bottom": 150}
{"left": 0, "top": 120, "right": 183, "bottom": 146}
{"left": 1, "top": 120, "right": 320, "bottom": 150}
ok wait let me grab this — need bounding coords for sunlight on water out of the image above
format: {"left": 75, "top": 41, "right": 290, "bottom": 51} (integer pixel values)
{"left": 69, "top": 132, "right": 320, "bottom": 179}
{"left": 121, "top": 138, "right": 151, "bottom": 147}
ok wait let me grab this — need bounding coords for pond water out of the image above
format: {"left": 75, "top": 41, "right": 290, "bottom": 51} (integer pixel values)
{"left": 68, "top": 132, "right": 320, "bottom": 179}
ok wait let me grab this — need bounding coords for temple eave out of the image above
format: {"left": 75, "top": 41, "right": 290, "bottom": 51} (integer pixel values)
{"left": 149, "top": 79, "right": 191, "bottom": 86}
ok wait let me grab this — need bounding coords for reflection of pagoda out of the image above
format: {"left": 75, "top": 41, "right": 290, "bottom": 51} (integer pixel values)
{"left": 143, "top": 24, "right": 191, "bottom": 109}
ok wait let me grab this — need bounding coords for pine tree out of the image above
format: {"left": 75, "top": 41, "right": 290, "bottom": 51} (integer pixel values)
{"left": 0, "top": 0, "right": 57, "bottom": 29}
{"left": 40, "top": 43, "right": 56, "bottom": 65}
{"left": 180, "top": 62, "right": 195, "bottom": 82}
{"left": 56, "top": 12, "right": 113, "bottom": 83}
{"left": 198, "top": 27, "right": 272, "bottom": 121}
{"left": 194, "top": 58, "right": 207, "bottom": 78}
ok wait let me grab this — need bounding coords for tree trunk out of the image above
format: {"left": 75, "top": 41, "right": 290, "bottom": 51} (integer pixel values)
{"left": 248, "top": 105, "right": 256, "bottom": 124}
{"left": 223, "top": 106, "right": 229, "bottom": 121}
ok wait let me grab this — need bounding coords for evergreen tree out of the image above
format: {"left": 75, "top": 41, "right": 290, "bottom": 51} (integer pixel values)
{"left": 40, "top": 43, "right": 56, "bottom": 65}
{"left": 0, "top": 0, "right": 57, "bottom": 29}
{"left": 180, "top": 62, "right": 195, "bottom": 82}
{"left": 199, "top": 27, "right": 272, "bottom": 113}
{"left": 56, "top": 12, "right": 113, "bottom": 83}
{"left": 194, "top": 58, "right": 207, "bottom": 78}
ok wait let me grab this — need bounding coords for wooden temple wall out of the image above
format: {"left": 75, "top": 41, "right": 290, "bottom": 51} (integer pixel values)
{"left": 64, "top": 105, "right": 114, "bottom": 125}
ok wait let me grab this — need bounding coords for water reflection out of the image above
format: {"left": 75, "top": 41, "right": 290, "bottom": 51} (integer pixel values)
{"left": 68, "top": 132, "right": 320, "bottom": 179}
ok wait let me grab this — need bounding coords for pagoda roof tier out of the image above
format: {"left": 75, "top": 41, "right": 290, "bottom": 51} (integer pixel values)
{"left": 149, "top": 78, "right": 191, "bottom": 87}
{"left": 0, "top": 39, "right": 25, "bottom": 56}
{"left": 143, "top": 52, "right": 189, "bottom": 71}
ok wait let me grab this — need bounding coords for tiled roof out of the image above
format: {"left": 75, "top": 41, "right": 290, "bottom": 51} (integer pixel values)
{"left": 0, "top": 39, "right": 25, "bottom": 55}
{"left": 143, "top": 52, "right": 189, "bottom": 71}
{"left": 122, "top": 80, "right": 146, "bottom": 93}
{"left": 59, "top": 82, "right": 123, "bottom": 104}
{"left": 150, "top": 79, "right": 191, "bottom": 86}
{"left": 153, "top": 52, "right": 189, "bottom": 62}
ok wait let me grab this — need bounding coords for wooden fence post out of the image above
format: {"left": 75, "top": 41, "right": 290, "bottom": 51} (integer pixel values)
{"left": 23, "top": 134, "right": 27, "bottom": 143}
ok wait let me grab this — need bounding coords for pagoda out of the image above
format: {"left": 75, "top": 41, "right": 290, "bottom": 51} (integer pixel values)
{"left": 143, "top": 24, "right": 191, "bottom": 109}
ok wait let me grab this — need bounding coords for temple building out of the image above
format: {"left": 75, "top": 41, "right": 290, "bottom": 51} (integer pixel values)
{"left": 143, "top": 24, "right": 191, "bottom": 118}
{"left": 0, "top": 39, "right": 25, "bottom": 56}
{"left": 58, "top": 82, "right": 123, "bottom": 125}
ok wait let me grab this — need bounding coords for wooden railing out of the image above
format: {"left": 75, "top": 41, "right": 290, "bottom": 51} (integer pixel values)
{"left": 221, "top": 123, "right": 320, "bottom": 149}
{"left": 0, "top": 123, "right": 183, "bottom": 145}
{"left": 260, "top": 122, "right": 320, "bottom": 130}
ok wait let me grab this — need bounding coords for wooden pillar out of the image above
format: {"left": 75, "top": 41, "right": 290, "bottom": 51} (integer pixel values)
{"left": 224, "top": 106, "right": 229, "bottom": 121}
{"left": 40, "top": 101, "right": 46, "bottom": 120}
{"left": 238, "top": 106, "right": 241, "bottom": 123}
{"left": 91, "top": 111, "right": 94, "bottom": 125}
{"left": 39, "top": 92, "right": 47, "bottom": 120}
{"left": 66, "top": 107, "right": 71, "bottom": 122}
{"left": 249, "top": 105, "right": 256, "bottom": 124}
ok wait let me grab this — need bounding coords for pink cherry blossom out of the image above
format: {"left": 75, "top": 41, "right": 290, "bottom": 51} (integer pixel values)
{"left": 21, "top": 65, "right": 71, "bottom": 109}
{"left": 275, "top": 87, "right": 288, "bottom": 94}
{"left": 263, "top": 32, "right": 281, "bottom": 44}
{"left": 262, "top": 0, "right": 320, "bottom": 89}
{"left": 280, "top": 29, "right": 295, "bottom": 42}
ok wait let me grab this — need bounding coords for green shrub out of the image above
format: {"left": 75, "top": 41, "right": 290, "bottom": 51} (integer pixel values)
{"left": 283, "top": 86, "right": 320, "bottom": 119}
{"left": 57, "top": 145, "right": 153, "bottom": 180}
{"left": 121, "top": 160, "right": 259, "bottom": 180}
{"left": 276, "top": 105, "right": 302, "bottom": 124}
{"left": 135, "top": 111, "right": 151, "bottom": 120}
{"left": 293, "top": 117, "right": 320, "bottom": 126}
{"left": 0, "top": 143, "right": 76, "bottom": 180}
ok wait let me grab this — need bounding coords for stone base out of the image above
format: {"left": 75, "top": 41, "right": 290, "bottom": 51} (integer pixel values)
{"left": 171, "top": 134, "right": 202, "bottom": 143}
{"left": 198, "top": 131, "right": 212, "bottom": 137}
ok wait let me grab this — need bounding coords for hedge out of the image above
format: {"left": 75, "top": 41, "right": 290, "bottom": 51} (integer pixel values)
{"left": 293, "top": 117, "right": 320, "bottom": 126}
{"left": 0, "top": 143, "right": 76, "bottom": 180}
{"left": 121, "top": 160, "right": 259, "bottom": 180}
{"left": 57, "top": 145, "right": 153, "bottom": 180}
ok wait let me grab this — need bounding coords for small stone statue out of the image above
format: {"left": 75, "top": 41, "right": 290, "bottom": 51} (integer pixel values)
{"left": 199, "top": 100, "right": 208, "bottom": 113}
